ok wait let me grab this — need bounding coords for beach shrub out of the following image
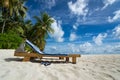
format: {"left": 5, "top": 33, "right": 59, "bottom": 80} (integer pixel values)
{"left": 0, "top": 33, "right": 23, "bottom": 49}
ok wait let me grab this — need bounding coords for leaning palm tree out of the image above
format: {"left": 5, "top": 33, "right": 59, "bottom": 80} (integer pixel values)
{"left": 32, "top": 12, "right": 54, "bottom": 51}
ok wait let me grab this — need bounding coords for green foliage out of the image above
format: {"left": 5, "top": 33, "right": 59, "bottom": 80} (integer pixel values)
{"left": 0, "top": 32, "right": 23, "bottom": 49}
{"left": 20, "top": 20, "right": 33, "bottom": 39}
{"left": 0, "top": 8, "right": 2, "bottom": 21}
{"left": 0, "top": 0, "right": 54, "bottom": 52}
{"left": 25, "top": 44, "right": 34, "bottom": 53}
{"left": 1, "top": 0, "right": 27, "bottom": 19}
{"left": 0, "top": 0, "right": 27, "bottom": 34}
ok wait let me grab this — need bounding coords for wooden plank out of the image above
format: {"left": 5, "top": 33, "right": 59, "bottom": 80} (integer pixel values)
{"left": 59, "top": 57, "right": 64, "bottom": 59}
{"left": 14, "top": 53, "right": 81, "bottom": 58}
{"left": 14, "top": 52, "right": 41, "bottom": 57}
{"left": 68, "top": 54, "right": 81, "bottom": 57}
{"left": 23, "top": 56, "right": 30, "bottom": 62}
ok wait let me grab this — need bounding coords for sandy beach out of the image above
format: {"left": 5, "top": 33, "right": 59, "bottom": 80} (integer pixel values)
{"left": 0, "top": 49, "right": 120, "bottom": 80}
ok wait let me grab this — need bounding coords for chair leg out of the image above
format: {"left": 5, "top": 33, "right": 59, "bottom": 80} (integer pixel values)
{"left": 23, "top": 56, "right": 30, "bottom": 62}
{"left": 66, "top": 57, "right": 69, "bottom": 62}
{"left": 59, "top": 57, "right": 64, "bottom": 60}
{"left": 30, "top": 57, "right": 36, "bottom": 60}
{"left": 39, "top": 56, "right": 42, "bottom": 59}
{"left": 72, "top": 57, "right": 76, "bottom": 64}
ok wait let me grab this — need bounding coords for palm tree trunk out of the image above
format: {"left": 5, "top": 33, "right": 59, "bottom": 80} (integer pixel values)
{"left": 1, "top": 20, "right": 6, "bottom": 33}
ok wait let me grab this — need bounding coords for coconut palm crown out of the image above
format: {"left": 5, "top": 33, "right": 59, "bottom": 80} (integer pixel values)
{"left": 30, "top": 12, "right": 54, "bottom": 51}
{"left": 1, "top": 0, "right": 27, "bottom": 33}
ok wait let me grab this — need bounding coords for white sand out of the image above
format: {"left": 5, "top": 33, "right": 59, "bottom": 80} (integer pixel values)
{"left": 0, "top": 49, "right": 120, "bottom": 80}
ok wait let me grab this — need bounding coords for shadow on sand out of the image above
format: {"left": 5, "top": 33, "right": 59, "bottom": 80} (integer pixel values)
{"left": 4, "top": 58, "right": 23, "bottom": 62}
{"left": 4, "top": 58, "right": 72, "bottom": 64}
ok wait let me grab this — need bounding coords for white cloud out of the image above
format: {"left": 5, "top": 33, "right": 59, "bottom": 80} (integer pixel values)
{"left": 50, "top": 18, "right": 64, "bottom": 42}
{"left": 68, "top": 43, "right": 80, "bottom": 53}
{"left": 79, "top": 42, "right": 93, "bottom": 53}
{"left": 108, "top": 10, "right": 120, "bottom": 22}
{"left": 44, "top": 42, "right": 120, "bottom": 54}
{"left": 69, "top": 32, "right": 78, "bottom": 41}
{"left": 102, "top": 0, "right": 116, "bottom": 10}
{"left": 93, "top": 33, "right": 107, "bottom": 46}
{"left": 79, "top": 42, "right": 93, "bottom": 48}
{"left": 112, "top": 25, "right": 120, "bottom": 39}
{"left": 34, "top": 0, "right": 56, "bottom": 9}
{"left": 45, "top": 0, "right": 56, "bottom": 9}
{"left": 72, "top": 22, "right": 79, "bottom": 30}
{"left": 73, "top": 25, "right": 78, "bottom": 30}
{"left": 85, "top": 33, "right": 93, "bottom": 37}
{"left": 68, "top": 0, "right": 88, "bottom": 16}
{"left": 50, "top": 46, "right": 57, "bottom": 51}
{"left": 67, "top": 42, "right": 93, "bottom": 54}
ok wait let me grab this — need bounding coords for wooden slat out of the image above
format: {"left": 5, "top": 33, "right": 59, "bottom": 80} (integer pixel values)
{"left": 14, "top": 52, "right": 40, "bottom": 57}
{"left": 59, "top": 57, "right": 64, "bottom": 59}
{"left": 14, "top": 52, "right": 80, "bottom": 57}
{"left": 68, "top": 54, "right": 81, "bottom": 57}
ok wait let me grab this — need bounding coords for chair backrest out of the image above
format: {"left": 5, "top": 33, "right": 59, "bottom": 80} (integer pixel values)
{"left": 26, "top": 39, "right": 43, "bottom": 54}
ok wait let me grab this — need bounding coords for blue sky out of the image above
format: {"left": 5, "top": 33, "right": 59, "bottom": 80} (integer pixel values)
{"left": 25, "top": 0, "right": 120, "bottom": 54}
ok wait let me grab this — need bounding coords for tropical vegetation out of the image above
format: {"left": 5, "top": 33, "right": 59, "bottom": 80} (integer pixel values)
{"left": 0, "top": 0, "right": 54, "bottom": 51}
{"left": 0, "top": 31, "right": 22, "bottom": 49}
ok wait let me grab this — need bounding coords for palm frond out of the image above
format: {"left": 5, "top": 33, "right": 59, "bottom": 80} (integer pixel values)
{"left": 33, "top": 16, "right": 42, "bottom": 23}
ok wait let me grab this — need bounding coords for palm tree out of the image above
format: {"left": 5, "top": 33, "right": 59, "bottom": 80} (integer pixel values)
{"left": 1, "top": 0, "right": 27, "bottom": 33}
{"left": 32, "top": 12, "right": 54, "bottom": 51}
{"left": 2, "top": 0, "right": 27, "bottom": 18}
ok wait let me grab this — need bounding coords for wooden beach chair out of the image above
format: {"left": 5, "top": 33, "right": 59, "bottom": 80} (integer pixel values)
{"left": 14, "top": 40, "right": 80, "bottom": 64}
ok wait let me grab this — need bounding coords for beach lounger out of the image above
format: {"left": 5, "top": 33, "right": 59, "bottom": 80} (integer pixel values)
{"left": 14, "top": 40, "right": 80, "bottom": 64}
